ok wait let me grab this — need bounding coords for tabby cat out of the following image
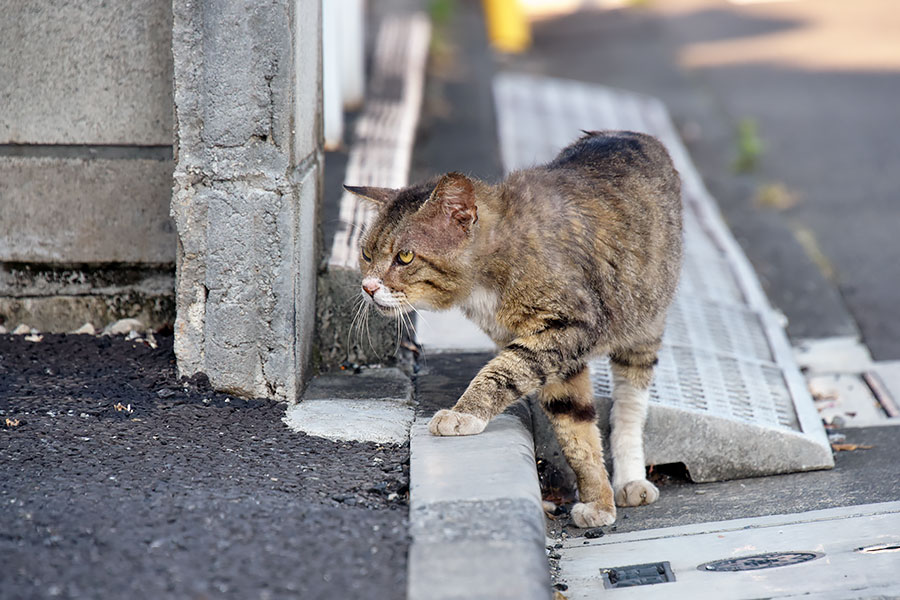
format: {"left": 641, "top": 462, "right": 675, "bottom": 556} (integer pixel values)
{"left": 347, "top": 131, "right": 682, "bottom": 527}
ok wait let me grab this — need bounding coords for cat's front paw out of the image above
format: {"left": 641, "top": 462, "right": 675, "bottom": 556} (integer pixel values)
{"left": 614, "top": 479, "right": 659, "bottom": 507}
{"left": 571, "top": 501, "right": 616, "bottom": 528}
{"left": 428, "top": 409, "right": 487, "bottom": 436}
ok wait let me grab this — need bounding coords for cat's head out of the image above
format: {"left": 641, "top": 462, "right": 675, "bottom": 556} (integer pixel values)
{"left": 345, "top": 172, "right": 478, "bottom": 315}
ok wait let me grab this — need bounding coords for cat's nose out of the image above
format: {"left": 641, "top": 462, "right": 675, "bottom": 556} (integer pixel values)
{"left": 362, "top": 280, "right": 380, "bottom": 297}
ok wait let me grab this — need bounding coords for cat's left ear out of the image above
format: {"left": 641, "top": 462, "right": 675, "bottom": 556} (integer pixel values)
{"left": 429, "top": 172, "right": 477, "bottom": 231}
{"left": 343, "top": 185, "right": 396, "bottom": 206}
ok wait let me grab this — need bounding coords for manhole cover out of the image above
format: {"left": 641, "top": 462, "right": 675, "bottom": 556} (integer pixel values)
{"left": 698, "top": 552, "right": 823, "bottom": 572}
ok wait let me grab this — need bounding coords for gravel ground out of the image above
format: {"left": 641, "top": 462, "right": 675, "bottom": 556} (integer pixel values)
{"left": 0, "top": 333, "right": 409, "bottom": 600}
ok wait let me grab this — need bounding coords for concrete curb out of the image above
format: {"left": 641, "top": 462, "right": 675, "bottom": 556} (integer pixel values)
{"left": 407, "top": 413, "right": 552, "bottom": 600}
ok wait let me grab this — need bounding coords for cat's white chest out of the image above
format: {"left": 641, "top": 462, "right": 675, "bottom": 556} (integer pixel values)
{"left": 460, "top": 286, "right": 510, "bottom": 344}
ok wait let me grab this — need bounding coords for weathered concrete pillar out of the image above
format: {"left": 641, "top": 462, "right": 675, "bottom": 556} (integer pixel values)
{"left": 171, "top": 0, "right": 322, "bottom": 401}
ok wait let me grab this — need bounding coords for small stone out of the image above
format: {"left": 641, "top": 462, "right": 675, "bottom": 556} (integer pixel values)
{"left": 0, "top": 325, "right": 7, "bottom": 334}
{"left": 103, "top": 318, "right": 145, "bottom": 336}
{"left": 24, "top": 334, "right": 43, "bottom": 343}
{"left": 70, "top": 323, "right": 96, "bottom": 335}
{"left": 553, "top": 582, "right": 569, "bottom": 591}
{"left": 584, "top": 528, "right": 605, "bottom": 539}
{"left": 12, "top": 324, "right": 32, "bottom": 335}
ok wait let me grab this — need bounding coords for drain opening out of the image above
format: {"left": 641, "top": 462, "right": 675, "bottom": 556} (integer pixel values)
{"left": 601, "top": 562, "right": 675, "bottom": 589}
{"left": 857, "top": 543, "right": 900, "bottom": 554}
{"left": 698, "top": 551, "right": 823, "bottom": 572}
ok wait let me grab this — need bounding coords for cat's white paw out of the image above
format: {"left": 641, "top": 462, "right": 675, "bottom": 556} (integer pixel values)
{"left": 428, "top": 409, "right": 488, "bottom": 436}
{"left": 614, "top": 479, "right": 659, "bottom": 507}
{"left": 570, "top": 501, "right": 617, "bottom": 528}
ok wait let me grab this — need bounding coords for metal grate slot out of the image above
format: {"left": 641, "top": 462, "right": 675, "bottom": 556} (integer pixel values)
{"left": 601, "top": 562, "right": 675, "bottom": 588}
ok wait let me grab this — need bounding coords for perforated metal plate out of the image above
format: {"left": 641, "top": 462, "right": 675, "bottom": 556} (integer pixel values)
{"left": 493, "top": 73, "right": 833, "bottom": 480}
{"left": 328, "top": 14, "right": 430, "bottom": 269}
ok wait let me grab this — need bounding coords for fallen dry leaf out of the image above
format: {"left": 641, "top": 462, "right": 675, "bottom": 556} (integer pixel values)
{"left": 831, "top": 443, "right": 873, "bottom": 452}
{"left": 5, "top": 418, "right": 21, "bottom": 427}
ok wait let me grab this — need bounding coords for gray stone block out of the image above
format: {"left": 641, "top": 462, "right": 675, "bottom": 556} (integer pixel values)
{"left": 0, "top": 0, "right": 173, "bottom": 145}
{"left": 0, "top": 157, "right": 175, "bottom": 263}
{"left": 408, "top": 415, "right": 552, "bottom": 600}
{"left": 408, "top": 540, "right": 551, "bottom": 600}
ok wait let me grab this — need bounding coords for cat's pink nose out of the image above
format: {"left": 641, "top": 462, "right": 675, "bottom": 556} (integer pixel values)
{"left": 363, "top": 281, "right": 380, "bottom": 297}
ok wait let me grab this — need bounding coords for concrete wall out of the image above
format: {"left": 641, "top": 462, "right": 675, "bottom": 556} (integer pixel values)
{"left": 171, "top": 0, "right": 322, "bottom": 401}
{"left": 0, "top": 0, "right": 176, "bottom": 331}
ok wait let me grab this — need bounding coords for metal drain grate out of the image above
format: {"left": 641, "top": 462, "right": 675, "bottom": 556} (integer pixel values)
{"left": 328, "top": 14, "right": 431, "bottom": 270}
{"left": 601, "top": 562, "right": 675, "bottom": 588}
{"left": 493, "top": 73, "right": 833, "bottom": 481}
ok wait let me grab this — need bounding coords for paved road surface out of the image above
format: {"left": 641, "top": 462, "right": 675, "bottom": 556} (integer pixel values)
{"left": 0, "top": 334, "right": 409, "bottom": 600}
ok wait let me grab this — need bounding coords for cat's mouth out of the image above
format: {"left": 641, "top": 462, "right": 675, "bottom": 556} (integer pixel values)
{"left": 369, "top": 298, "right": 410, "bottom": 315}
{"left": 363, "top": 291, "right": 411, "bottom": 315}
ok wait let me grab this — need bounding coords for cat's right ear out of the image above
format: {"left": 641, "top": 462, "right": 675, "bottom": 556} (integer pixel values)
{"left": 343, "top": 185, "right": 396, "bottom": 206}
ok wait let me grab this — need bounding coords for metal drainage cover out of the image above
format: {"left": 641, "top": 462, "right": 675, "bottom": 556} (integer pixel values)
{"left": 601, "top": 562, "right": 675, "bottom": 589}
{"left": 698, "top": 552, "right": 824, "bottom": 572}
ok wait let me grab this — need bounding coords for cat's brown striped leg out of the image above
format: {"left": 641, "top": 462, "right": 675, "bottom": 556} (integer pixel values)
{"left": 428, "top": 322, "right": 594, "bottom": 436}
{"left": 540, "top": 367, "right": 616, "bottom": 527}
{"left": 609, "top": 343, "right": 661, "bottom": 507}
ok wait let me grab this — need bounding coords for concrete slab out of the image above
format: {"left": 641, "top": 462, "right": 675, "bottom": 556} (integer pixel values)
{"left": 283, "top": 368, "right": 413, "bottom": 444}
{"left": 808, "top": 373, "right": 895, "bottom": 428}
{"left": 0, "top": 157, "right": 175, "bottom": 263}
{"left": 557, "top": 502, "right": 900, "bottom": 599}
{"left": 0, "top": 0, "right": 173, "bottom": 145}
{"left": 283, "top": 398, "right": 413, "bottom": 444}
{"left": 793, "top": 336, "right": 874, "bottom": 375}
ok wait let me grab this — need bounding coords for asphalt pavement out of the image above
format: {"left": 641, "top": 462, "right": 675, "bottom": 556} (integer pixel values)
{"left": 0, "top": 333, "right": 409, "bottom": 600}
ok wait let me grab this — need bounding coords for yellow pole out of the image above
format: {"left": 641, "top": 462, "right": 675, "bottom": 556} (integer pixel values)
{"left": 483, "top": 0, "right": 531, "bottom": 54}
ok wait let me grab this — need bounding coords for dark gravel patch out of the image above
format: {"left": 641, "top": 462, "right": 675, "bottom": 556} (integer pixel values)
{"left": 0, "top": 333, "right": 409, "bottom": 600}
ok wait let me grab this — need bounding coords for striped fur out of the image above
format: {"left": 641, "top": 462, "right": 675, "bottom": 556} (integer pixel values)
{"left": 353, "top": 131, "right": 682, "bottom": 526}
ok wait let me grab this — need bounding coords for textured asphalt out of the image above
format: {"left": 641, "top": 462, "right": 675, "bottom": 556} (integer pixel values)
{"left": 0, "top": 333, "right": 408, "bottom": 600}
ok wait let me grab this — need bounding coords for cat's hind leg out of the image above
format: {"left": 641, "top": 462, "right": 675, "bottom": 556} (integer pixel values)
{"left": 540, "top": 367, "right": 616, "bottom": 528}
{"left": 609, "top": 343, "right": 660, "bottom": 507}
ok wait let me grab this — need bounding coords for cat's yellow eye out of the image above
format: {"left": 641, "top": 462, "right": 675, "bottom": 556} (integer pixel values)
{"left": 361, "top": 247, "right": 372, "bottom": 262}
{"left": 396, "top": 250, "right": 415, "bottom": 265}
